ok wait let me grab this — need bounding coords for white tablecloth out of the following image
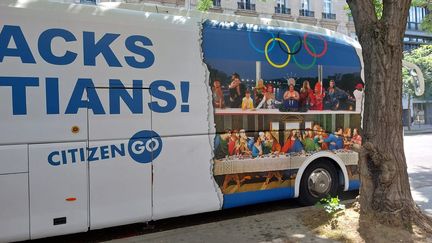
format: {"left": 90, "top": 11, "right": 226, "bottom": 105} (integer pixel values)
{"left": 213, "top": 150, "right": 359, "bottom": 175}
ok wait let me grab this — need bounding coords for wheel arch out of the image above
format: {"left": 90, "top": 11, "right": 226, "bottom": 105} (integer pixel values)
{"left": 294, "top": 151, "right": 349, "bottom": 198}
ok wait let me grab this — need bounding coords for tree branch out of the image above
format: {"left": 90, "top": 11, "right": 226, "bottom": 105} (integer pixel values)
{"left": 382, "top": 0, "right": 412, "bottom": 42}
{"left": 346, "top": 0, "right": 378, "bottom": 40}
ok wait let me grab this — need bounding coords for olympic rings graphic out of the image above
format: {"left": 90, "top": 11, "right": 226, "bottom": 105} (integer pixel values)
{"left": 277, "top": 33, "right": 303, "bottom": 55}
{"left": 248, "top": 31, "right": 276, "bottom": 54}
{"left": 303, "top": 33, "right": 328, "bottom": 58}
{"left": 265, "top": 38, "right": 291, "bottom": 68}
{"left": 292, "top": 40, "right": 316, "bottom": 70}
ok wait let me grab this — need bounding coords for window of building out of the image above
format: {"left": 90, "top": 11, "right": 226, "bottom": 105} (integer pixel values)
{"left": 276, "top": 0, "right": 290, "bottom": 14}
{"left": 407, "top": 6, "right": 427, "bottom": 31}
{"left": 322, "top": 0, "right": 335, "bottom": 19}
{"left": 213, "top": 0, "right": 221, "bottom": 7}
{"left": 323, "top": 0, "right": 332, "bottom": 13}
{"left": 238, "top": 0, "right": 256, "bottom": 10}
{"left": 301, "top": 0, "right": 309, "bottom": 10}
{"left": 300, "top": 0, "right": 314, "bottom": 17}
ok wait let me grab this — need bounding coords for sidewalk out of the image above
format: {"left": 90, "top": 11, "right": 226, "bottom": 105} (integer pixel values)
{"left": 404, "top": 124, "right": 432, "bottom": 135}
{"left": 106, "top": 205, "right": 337, "bottom": 243}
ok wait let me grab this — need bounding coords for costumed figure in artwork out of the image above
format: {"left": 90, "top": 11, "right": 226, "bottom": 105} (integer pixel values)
{"left": 323, "top": 128, "right": 344, "bottom": 150}
{"left": 241, "top": 89, "right": 254, "bottom": 110}
{"left": 236, "top": 137, "right": 252, "bottom": 156}
{"left": 254, "top": 79, "right": 266, "bottom": 107}
{"left": 299, "top": 80, "right": 314, "bottom": 112}
{"left": 311, "top": 81, "right": 325, "bottom": 110}
{"left": 227, "top": 130, "right": 239, "bottom": 156}
{"left": 228, "top": 73, "right": 246, "bottom": 108}
{"left": 214, "top": 129, "right": 231, "bottom": 159}
{"left": 239, "top": 129, "right": 254, "bottom": 151}
{"left": 316, "top": 127, "right": 329, "bottom": 150}
{"left": 351, "top": 128, "right": 362, "bottom": 149}
{"left": 343, "top": 128, "right": 352, "bottom": 149}
{"left": 353, "top": 83, "right": 364, "bottom": 113}
{"left": 252, "top": 136, "right": 263, "bottom": 158}
{"left": 221, "top": 130, "right": 241, "bottom": 192}
{"left": 268, "top": 131, "right": 282, "bottom": 153}
{"left": 324, "top": 80, "right": 348, "bottom": 110}
{"left": 212, "top": 80, "right": 225, "bottom": 109}
{"left": 255, "top": 85, "right": 281, "bottom": 109}
{"left": 302, "top": 129, "right": 320, "bottom": 152}
{"left": 262, "top": 133, "right": 283, "bottom": 189}
{"left": 281, "top": 84, "right": 300, "bottom": 112}
{"left": 263, "top": 131, "right": 281, "bottom": 155}
{"left": 281, "top": 130, "right": 304, "bottom": 153}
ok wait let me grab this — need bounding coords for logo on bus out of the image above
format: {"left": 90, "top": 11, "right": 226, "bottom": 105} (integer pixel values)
{"left": 47, "top": 130, "right": 163, "bottom": 166}
{"left": 128, "top": 130, "right": 163, "bottom": 164}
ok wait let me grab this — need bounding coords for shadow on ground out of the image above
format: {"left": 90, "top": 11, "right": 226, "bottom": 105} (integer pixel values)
{"left": 29, "top": 191, "right": 358, "bottom": 243}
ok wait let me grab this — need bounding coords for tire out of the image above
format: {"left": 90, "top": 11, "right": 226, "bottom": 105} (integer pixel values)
{"left": 297, "top": 160, "right": 339, "bottom": 206}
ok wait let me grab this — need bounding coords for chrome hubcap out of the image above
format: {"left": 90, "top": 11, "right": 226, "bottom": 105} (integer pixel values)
{"left": 307, "top": 168, "right": 332, "bottom": 197}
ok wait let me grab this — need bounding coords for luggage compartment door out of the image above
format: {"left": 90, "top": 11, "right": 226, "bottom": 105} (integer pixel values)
{"left": 87, "top": 86, "right": 153, "bottom": 229}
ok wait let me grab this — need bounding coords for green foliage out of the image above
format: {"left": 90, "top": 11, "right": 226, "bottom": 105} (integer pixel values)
{"left": 403, "top": 45, "right": 432, "bottom": 98}
{"left": 315, "top": 196, "right": 345, "bottom": 215}
{"left": 413, "top": 0, "right": 432, "bottom": 32}
{"left": 402, "top": 68, "right": 415, "bottom": 97}
{"left": 344, "top": 1, "right": 383, "bottom": 20}
{"left": 373, "top": 0, "right": 383, "bottom": 20}
{"left": 197, "top": 0, "right": 213, "bottom": 12}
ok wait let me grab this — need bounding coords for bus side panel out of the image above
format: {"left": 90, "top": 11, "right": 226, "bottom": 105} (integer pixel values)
{"left": 87, "top": 88, "right": 153, "bottom": 228}
{"left": 29, "top": 142, "right": 88, "bottom": 240}
{"left": 88, "top": 140, "right": 153, "bottom": 229}
{"left": 0, "top": 174, "right": 29, "bottom": 242}
{"left": 152, "top": 134, "right": 222, "bottom": 220}
{"left": 0, "top": 145, "right": 30, "bottom": 242}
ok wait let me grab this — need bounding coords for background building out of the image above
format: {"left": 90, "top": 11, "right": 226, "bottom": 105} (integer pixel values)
{"left": 405, "top": 6, "right": 432, "bottom": 51}
{"left": 71, "top": 1, "right": 430, "bottom": 49}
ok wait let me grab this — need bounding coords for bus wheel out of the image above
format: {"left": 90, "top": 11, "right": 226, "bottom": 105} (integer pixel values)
{"left": 298, "top": 161, "right": 339, "bottom": 206}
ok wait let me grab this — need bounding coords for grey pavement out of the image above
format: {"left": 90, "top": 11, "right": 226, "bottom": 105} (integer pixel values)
{"left": 406, "top": 134, "right": 432, "bottom": 215}
{"left": 105, "top": 133, "right": 432, "bottom": 243}
{"left": 404, "top": 124, "right": 432, "bottom": 135}
{"left": 107, "top": 206, "right": 335, "bottom": 243}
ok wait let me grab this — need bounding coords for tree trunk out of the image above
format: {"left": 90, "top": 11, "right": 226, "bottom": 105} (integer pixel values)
{"left": 347, "top": 0, "right": 432, "bottom": 231}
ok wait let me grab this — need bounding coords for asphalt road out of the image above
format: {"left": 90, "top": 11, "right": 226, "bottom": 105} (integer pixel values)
{"left": 31, "top": 134, "right": 431, "bottom": 243}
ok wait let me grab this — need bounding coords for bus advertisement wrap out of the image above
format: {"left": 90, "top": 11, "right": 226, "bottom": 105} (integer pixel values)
{"left": 0, "top": 1, "right": 363, "bottom": 241}
{"left": 203, "top": 21, "right": 362, "bottom": 208}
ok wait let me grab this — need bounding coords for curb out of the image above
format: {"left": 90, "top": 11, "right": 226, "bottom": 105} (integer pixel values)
{"left": 404, "top": 130, "right": 432, "bottom": 136}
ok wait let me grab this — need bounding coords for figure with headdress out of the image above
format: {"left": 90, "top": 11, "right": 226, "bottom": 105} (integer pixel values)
{"left": 281, "top": 84, "right": 300, "bottom": 112}
{"left": 311, "top": 81, "right": 325, "bottom": 110}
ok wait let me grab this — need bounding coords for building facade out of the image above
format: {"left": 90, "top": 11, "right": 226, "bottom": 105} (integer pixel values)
{"left": 69, "top": 0, "right": 357, "bottom": 37}
{"left": 405, "top": 6, "right": 432, "bottom": 51}
{"left": 73, "top": 1, "right": 431, "bottom": 49}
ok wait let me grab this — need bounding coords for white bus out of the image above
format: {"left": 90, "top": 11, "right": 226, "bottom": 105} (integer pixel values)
{"left": 0, "top": 0, "right": 365, "bottom": 241}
